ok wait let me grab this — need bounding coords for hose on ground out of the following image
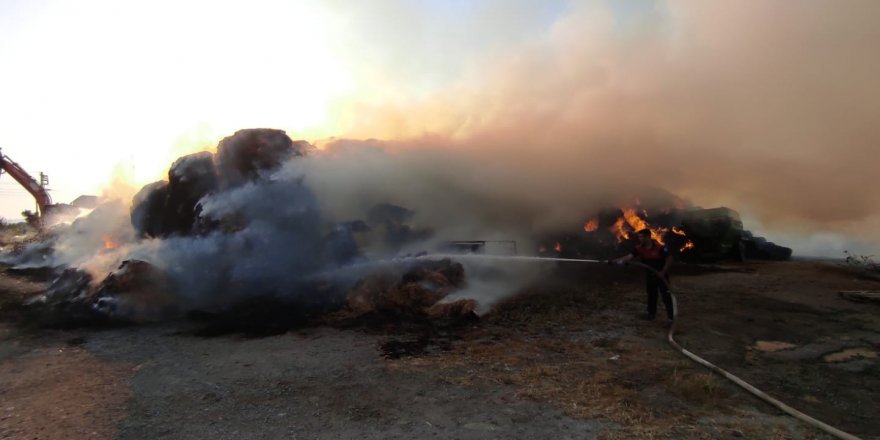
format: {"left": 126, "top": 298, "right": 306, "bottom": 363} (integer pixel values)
{"left": 417, "top": 253, "right": 863, "bottom": 438}
{"left": 627, "top": 261, "right": 862, "bottom": 440}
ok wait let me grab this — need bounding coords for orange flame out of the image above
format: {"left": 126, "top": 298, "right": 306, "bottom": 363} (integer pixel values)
{"left": 583, "top": 217, "right": 599, "bottom": 232}
{"left": 612, "top": 208, "right": 667, "bottom": 243}
{"left": 102, "top": 235, "right": 119, "bottom": 250}
{"left": 554, "top": 242, "right": 562, "bottom": 252}
{"left": 671, "top": 226, "right": 695, "bottom": 252}
{"left": 591, "top": 207, "right": 698, "bottom": 251}
{"left": 583, "top": 206, "right": 697, "bottom": 254}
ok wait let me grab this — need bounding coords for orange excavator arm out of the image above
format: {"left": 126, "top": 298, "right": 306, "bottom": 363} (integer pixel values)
{"left": 0, "top": 148, "right": 53, "bottom": 217}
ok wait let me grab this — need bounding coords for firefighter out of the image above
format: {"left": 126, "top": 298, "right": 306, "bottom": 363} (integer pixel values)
{"left": 610, "top": 229, "right": 675, "bottom": 327}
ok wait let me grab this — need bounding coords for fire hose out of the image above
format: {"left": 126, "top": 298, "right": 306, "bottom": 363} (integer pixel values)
{"left": 625, "top": 260, "right": 862, "bottom": 440}
{"left": 419, "top": 254, "right": 863, "bottom": 440}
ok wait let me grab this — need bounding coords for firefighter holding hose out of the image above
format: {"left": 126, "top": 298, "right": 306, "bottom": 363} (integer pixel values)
{"left": 610, "top": 229, "right": 675, "bottom": 327}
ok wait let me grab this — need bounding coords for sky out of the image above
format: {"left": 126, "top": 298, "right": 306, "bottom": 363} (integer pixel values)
{"left": 1, "top": 0, "right": 878, "bottom": 255}
{"left": 0, "top": 0, "right": 574, "bottom": 217}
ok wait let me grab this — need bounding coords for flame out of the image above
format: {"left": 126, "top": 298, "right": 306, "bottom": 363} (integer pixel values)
{"left": 587, "top": 207, "right": 696, "bottom": 253}
{"left": 102, "top": 235, "right": 119, "bottom": 250}
{"left": 671, "top": 226, "right": 695, "bottom": 252}
{"left": 554, "top": 242, "right": 562, "bottom": 253}
{"left": 583, "top": 217, "right": 599, "bottom": 232}
{"left": 581, "top": 203, "right": 699, "bottom": 256}
{"left": 612, "top": 207, "right": 667, "bottom": 243}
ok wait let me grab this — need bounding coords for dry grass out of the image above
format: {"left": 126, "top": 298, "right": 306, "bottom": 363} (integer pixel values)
{"left": 394, "top": 332, "right": 704, "bottom": 437}
{"left": 667, "top": 369, "right": 732, "bottom": 407}
{"left": 386, "top": 275, "right": 813, "bottom": 439}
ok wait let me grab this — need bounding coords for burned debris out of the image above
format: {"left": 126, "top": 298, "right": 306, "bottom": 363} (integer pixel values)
{"left": 91, "top": 260, "right": 177, "bottom": 321}
{"left": 25, "top": 268, "right": 103, "bottom": 327}
{"left": 24, "top": 259, "right": 176, "bottom": 327}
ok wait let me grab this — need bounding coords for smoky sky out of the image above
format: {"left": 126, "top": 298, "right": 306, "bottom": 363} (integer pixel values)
{"left": 319, "top": 0, "right": 880, "bottom": 248}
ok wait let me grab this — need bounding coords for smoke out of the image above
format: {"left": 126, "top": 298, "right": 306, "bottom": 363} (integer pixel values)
{"left": 9, "top": 148, "right": 562, "bottom": 318}
{"left": 0, "top": 201, "right": 137, "bottom": 272}
{"left": 6, "top": 1, "right": 879, "bottom": 323}
{"left": 50, "top": 201, "right": 138, "bottom": 275}
{"left": 322, "top": 0, "right": 880, "bottom": 252}
{"left": 298, "top": 140, "right": 609, "bottom": 249}
{"left": 122, "top": 163, "right": 334, "bottom": 311}
{"left": 438, "top": 259, "right": 550, "bottom": 315}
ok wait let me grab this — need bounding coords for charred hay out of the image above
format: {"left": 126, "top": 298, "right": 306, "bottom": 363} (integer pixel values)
{"left": 324, "top": 259, "right": 477, "bottom": 329}
{"left": 91, "top": 260, "right": 177, "bottom": 321}
{"left": 24, "top": 260, "right": 176, "bottom": 327}
{"left": 24, "top": 267, "right": 106, "bottom": 328}
{"left": 182, "top": 259, "right": 476, "bottom": 337}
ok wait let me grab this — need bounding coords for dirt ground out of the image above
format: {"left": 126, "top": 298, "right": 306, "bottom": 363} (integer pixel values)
{"left": 1, "top": 259, "right": 878, "bottom": 439}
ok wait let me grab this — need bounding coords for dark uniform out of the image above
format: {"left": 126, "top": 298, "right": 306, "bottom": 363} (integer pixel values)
{"left": 632, "top": 241, "right": 674, "bottom": 320}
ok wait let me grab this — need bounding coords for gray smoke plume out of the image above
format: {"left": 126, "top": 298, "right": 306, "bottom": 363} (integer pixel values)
{"left": 327, "top": 1, "right": 880, "bottom": 253}
{"left": 94, "top": 162, "right": 333, "bottom": 313}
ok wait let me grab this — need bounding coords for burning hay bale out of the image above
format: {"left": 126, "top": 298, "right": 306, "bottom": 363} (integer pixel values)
{"left": 130, "top": 181, "right": 173, "bottom": 238}
{"left": 7, "top": 127, "right": 793, "bottom": 336}
{"left": 130, "top": 152, "right": 219, "bottom": 238}
{"left": 130, "top": 129, "right": 313, "bottom": 238}
{"left": 165, "top": 152, "right": 219, "bottom": 232}
{"left": 544, "top": 200, "right": 792, "bottom": 262}
{"left": 402, "top": 258, "right": 465, "bottom": 287}
{"left": 326, "top": 258, "right": 477, "bottom": 326}
{"left": 216, "top": 128, "right": 310, "bottom": 189}
{"left": 344, "top": 275, "right": 447, "bottom": 317}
